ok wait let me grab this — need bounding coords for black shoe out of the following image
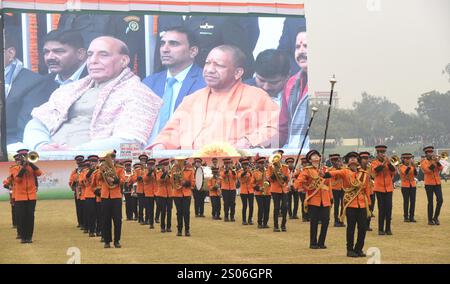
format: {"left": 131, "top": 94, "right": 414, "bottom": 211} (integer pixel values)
{"left": 289, "top": 216, "right": 294, "bottom": 219}
{"left": 230, "top": 218, "right": 236, "bottom": 222}
{"left": 76, "top": 225, "right": 81, "bottom": 228}
{"left": 293, "top": 216, "right": 300, "bottom": 220}
{"left": 428, "top": 220, "right": 435, "bottom": 225}
{"left": 263, "top": 224, "right": 270, "bottom": 229}
{"left": 100, "top": 237, "right": 105, "bottom": 243}
{"left": 200, "top": 214, "right": 205, "bottom": 218}
{"left": 386, "top": 230, "right": 393, "bottom": 235}
{"left": 195, "top": 214, "right": 199, "bottom": 218}
{"left": 258, "top": 224, "right": 263, "bottom": 229}
{"left": 21, "top": 239, "right": 27, "bottom": 244}
{"left": 89, "top": 233, "right": 96, "bottom": 237}
{"left": 367, "top": 227, "right": 373, "bottom": 231}
{"left": 248, "top": 220, "right": 254, "bottom": 225}
{"left": 177, "top": 231, "right": 182, "bottom": 237}
{"left": 378, "top": 231, "right": 385, "bottom": 235}
{"left": 167, "top": 228, "right": 172, "bottom": 233}
{"left": 133, "top": 218, "right": 138, "bottom": 221}
{"left": 149, "top": 224, "right": 154, "bottom": 229}
{"left": 155, "top": 219, "right": 160, "bottom": 223}
{"left": 281, "top": 227, "right": 287, "bottom": 232}
{"left": 83, "top": 229, "right": 89, "bottom": 234}
{"left": 96, "top": 232, "right": 102, "bottom": 237}
{"left": 302, "top": 218, "right": 309, "bottom": 222}
{"left": 410, "top": 218, "right": 417, "bottom": 223}
{"left": 16, "top": 235, "right": 21, "bottom": 239}
{"left": 404, "top": 218, "right": 410, "bottom": 222}
{"left": 114, "top": 241, "right": 121, "bottom": 248}
{"left": 310, "top": 244, "right": 319, "bottom": 249}
{"left": 185, "top": 231, "right": 191, "bottom": 237}
{"left": 356, "top": 250, "right": 366, "bottom": 257}
{"left": 347, "top": 250, "right": 358, "bottom": 257}
{"left": 334, "top": 222, "right": 340, "bottom": 227}
{"left": 224, "top": 217, "right": 229, "bottom": 222}
{"left": 216, "top": 217, "right": 222, "bottom": 220}
{"left": 273, "top": 227, "right": 281, "bottom": 232}
{"left": 144, "top": 221, "right": 149, "bottom": 225}
{"left": 339, "top": 222, "right": 346, "bottom": 227}
{"left": 161, "top": 228, "right": 166, "bottom": 233}
{"left": 319, "top": 245, "right": 327, "bottom": 249}
{"left": 433, "top": 218, "right": 440, "bottom": 225}
{"left": 126, "top": 218, "right": 132, "bottom": 221}
{"left": 104, "top": 243, "right": 111, "bottom": 248}
{"left": 242, "top": 222, "right": 248, "bottom": 225}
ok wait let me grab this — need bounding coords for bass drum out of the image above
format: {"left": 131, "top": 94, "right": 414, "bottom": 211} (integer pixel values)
{"left": 195, "top": 166, "right": 213, "bottom": 191}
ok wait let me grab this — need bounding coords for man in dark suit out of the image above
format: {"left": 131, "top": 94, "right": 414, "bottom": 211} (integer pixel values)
{"left": 142, "top": 26, "right": 206, "bottom": 144}
{"left": 154, "top": 15, "right": 258, "bottom": 79}
{"left": 4, "top": 26, "right": 59, "bottom": 145}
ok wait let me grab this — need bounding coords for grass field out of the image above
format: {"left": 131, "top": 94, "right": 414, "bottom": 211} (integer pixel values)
{"left": 1, "top": 184, "right": 449, "bottom": 264}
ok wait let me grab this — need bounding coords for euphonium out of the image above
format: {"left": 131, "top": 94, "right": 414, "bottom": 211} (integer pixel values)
{"left": 390, "top": 155, "right": 400, "bottom": 166}
{"left": 100, "top": 152, "right": 118, "bottom": 189}
{"left": 269, "top": 153, "right": 286, "bottom": 186}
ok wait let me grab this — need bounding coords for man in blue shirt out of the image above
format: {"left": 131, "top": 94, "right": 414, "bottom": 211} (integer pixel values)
{"left": 143, "top": 26, "right": 206, "bottom": 144}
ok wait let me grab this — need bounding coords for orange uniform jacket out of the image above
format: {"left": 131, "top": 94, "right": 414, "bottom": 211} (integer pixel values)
{"left": 156, "top": 171, "right": 173, "bottom": 198}
{"left": 207, "top": 177, "right": 222, "bottom": 197}
{"left": 237, "top": 169, "right": 254, "bottom": 194}
{"left": 399, "top": 164, "right": 417, "bottom": 188}
{"left": 78, "top": 168, "right": 88, "bottom": 200}
{"left": 69, "top": 169, "right": 81, "bottom": 199}
{"left": 299, "top": 166, "right": 332, "bottom": 207}
{"left": 4, "top": 175, "right": 14, "bottom": 200}
{"left": 172, "top": 168, "right": 195, "bottom": 197}
{"left": 9, "top": 164, "right": 42, "bottom": 201}
{"left": 370, "top": 159, "right": 395, "bottom": 193}
{"left": 92, "top": 166, "right": 126, "bottom": 199}
{"left": 293, "top": 168, "right": 304, "bottom": 192}
{"left": 142, "top": 169, "right": 158, "bottom": 197}
{"left": 252, "top": 169, "right": 270, "bottom": 196}
{"left": 220, "top": 168, "right": 238, "bottom": 190}
{"left": 420, "top": 159, "right": 443, "bottom": 186}
{"left": 134, "top": 168, "right": 145, "bottom": 194}
{"left": 91, "top": 169, "right": 102, "bottom": 202}
{"left": 329, "top": 167, "right": 344, "bottom": 190}
{"left": 80, "top": 168, "right": 96, "bottom": 199}
{"left": 328, "top": 168, "right": 371, "bottom": 209}
{"left": 266, "top": 164, "right": 289, "bottom": 194}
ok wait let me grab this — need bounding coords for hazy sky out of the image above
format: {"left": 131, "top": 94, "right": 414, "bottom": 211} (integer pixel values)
{"left": 304, "top": 0, "right": 450, "bottom": 113}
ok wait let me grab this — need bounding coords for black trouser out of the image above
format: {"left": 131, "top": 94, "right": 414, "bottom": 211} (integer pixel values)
{"left": 240, "top": 193, "right": 254, "bottom": 222}
{"left": 101, "top": 198, "right": 122, "bottom": 243}
{"left": 82, "top": 200, "right": 89, "bottom": 231}
{"left": 79, "top": 200, "right": 85, "bottom": 228}
{"left": 425, "top": 185, "right": 444, "bottom": 221}
{"left": 272, "top": 192, "right": 288, "bottom": 228}
{"left": 288, "top": 190, "right": 299, "bottom": 217}
{"left": 375, "top": 191, "right": 393, "bottom": 232}
{"left": 15, "top": 200, "right": 36, "bottom": 241}
{"left": 74, "top": 194, "right": 83, "bottom": 227}
{"left": 137, "top": 194, "right": 145, "bottom": 223}
{"left": 255, "top": 195, "right": 271, "bottom": 226}
{"left": 155, "top": 197, "right": 161, "bottom": 222}
{"left": 193, "top": 190, "right": 207, "bottom": 216}
{"left": 332, "top": 190, "right": 344, "bottom": 223}
{"left": 144, "top": 197, "right": 155, "bottom": 225}
{"left": 299, "top": 192, "right": 309, "bottom": 220}
{"left": 85, "top": 198, "right": 97, "bottom": 234}
{"left": 157, "top": 197, "right": 172, "bottom": 230}
{"left": 309, "top": 205, "right": 330, "bottom": 246}
{"left": 174, "top": 196, "right": 191, "bottom": 232}
{"left": 11, "top": 203, "right": 17, "bottom": 227}
{"left": 401, "top": 187, "right": 416, "bottom": 219}
{"left": 95, "top": 201, "right": 102, "bottom": 235}
{"left": 222, "top": 190, "right": 236, "bottom": 219}
{"left": 367, "top": 194, "right": 375, "bottom": 228}
{"left": 124, "top": 193, "right": 134, "bottom": 220}
{"left": 211, "top": 196, "right": 221, "bottom": 218}
{"left": 346, "top": 208, "right": 367, "bottom": 252}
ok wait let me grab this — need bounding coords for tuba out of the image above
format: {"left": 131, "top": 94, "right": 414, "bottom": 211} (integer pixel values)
{"left": 171, "top": 158, "right": 185, "bottom": 189}
{"left": 269, "top": 153, "right": 286, "bottom": 187}
{"left": 100, "top": 152, "right": 118, "bottom": 189}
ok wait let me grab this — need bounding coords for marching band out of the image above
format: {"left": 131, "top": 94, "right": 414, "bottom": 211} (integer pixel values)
{"left": 2, "top": 145, "right": 447, "bottom": 257}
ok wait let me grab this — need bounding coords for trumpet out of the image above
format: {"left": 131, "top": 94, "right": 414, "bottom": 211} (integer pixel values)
{"left": 22, "top": 151, "right": 39, "bottom": 163}
{"left": 390, "top": 155, "right": 400, "bottom": 166}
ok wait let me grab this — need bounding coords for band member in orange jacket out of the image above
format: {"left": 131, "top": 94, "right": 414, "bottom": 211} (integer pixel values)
{"left": 371, "top": 145, "right": 396, "bottom": 235}
{"left": 208, "top": 167, "right": 222, "bottom": 220}
{"left": 156, "top": 159, "right": 173, "bottom": 232}
{"left": 299, "top": 150, "right": 332, "bottom": 249}
{"left": 136, "top": 154, "right": 149, "bottom": 224}
{"left": 92, "top": 151, "right": 125, "bottom": 248}
{"left": 399, "top": 153, "right": 418, "bottom": 223}
{"left": 324, "top": 152, "right": 371, "bottom": 257}
{"left": 123, "top": 160, "right": 137, "bottom": 221}
{"left": 143, "top": 158, "right": 157, "bottom": 229}
{"left": 359, "top": 151, "right": 375, "bottom": 231}
{"left": 78, "top": 160, "right": 89, "bottom": 234}
{"left": 285, "top": 157, "right": 300, "bottom": 220}
{"left": 3, "top": 168, "right": 16, "bottom": 230}
{"left": 238, "top": 158, "right": 254, "bottom": 225}
{"left": 253, "top": 157, "right": 271, "bottom": 228}
{"left": 9, "top": 149, "right": 42, "bottom": 244}
{"left": 171, "top": 157, "right": 195, "bottom": 236}
{"left": 193, "top": 158, "right": 207, "bottom": 218}
{"left": 82, "top": 155, "right": 100, "bottom": 237}
{"left": 267, "top": 153, "right": 290, "bottom": 232}
{"left": 420, "top": 146, "right": 444, "bottom": 225}
{"left": 220, "top": 158, "right": 238, "bottom": 222}
{"left": 328, "top": 154, "right": 345, "bottom": 227}
{"left": 294, "top": 156, "right": 310, "bottom": 222}
{"left": 69, "top": 155, "right": 85, "bottom": 229}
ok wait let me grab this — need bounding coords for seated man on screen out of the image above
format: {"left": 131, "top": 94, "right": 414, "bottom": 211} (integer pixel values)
{"left": 23, "top": 36, "right": 162, "bottom": 151}
{"left": 148, "top": 45, "right": 280, "bottom": 150}
{"left": 279, "top": 31, "right": 310, "bottom": 149}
